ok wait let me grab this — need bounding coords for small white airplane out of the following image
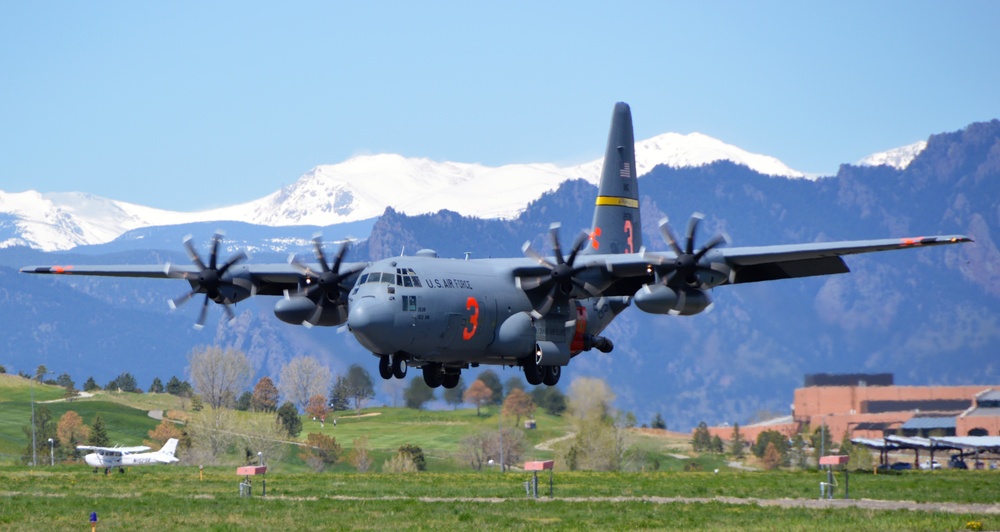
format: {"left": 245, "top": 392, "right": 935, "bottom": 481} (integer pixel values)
{"left": 78, "top": 438, "right": 179, "bottom": 473}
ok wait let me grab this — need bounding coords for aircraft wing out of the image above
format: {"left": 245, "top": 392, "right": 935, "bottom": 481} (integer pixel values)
{"left": 593, "top": 234, "right": 972, "bottom": 290}
{"left": 18, "top": 263, "right": 363, "bottom": 297}
{"left": 76, "top": 444, "right": 151, "bottom": 452}
{"left": 717, "top": 234, "right": 972, "bottom": 284}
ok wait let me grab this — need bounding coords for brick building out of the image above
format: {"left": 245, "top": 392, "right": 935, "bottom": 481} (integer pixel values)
{"left": 702, "top": 374, "right": 1000, "bottom": 444}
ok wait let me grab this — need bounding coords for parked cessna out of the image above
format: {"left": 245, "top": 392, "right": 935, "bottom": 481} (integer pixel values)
{"left": 78, "top": 438, "right": 180, "bottom": 473}
{"left": 22, "top": 103, "right": 971, "bottom": 389}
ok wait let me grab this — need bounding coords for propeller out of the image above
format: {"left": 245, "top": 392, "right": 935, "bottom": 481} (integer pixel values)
{"left": 518, "top": 223, "right": 601, "bottom": 318}
{"left": 288, "top": 234, "right": 364, "bottom": 326}
{"left": 165, "top": 232, "right": 248, "bottom": 330}
{"left": 653, "top": 212, "right": 729, "bottom": 287}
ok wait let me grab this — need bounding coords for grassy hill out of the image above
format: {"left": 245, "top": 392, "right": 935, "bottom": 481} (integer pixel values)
{"left": 0, "top": 374, "right": 713, "bottom": 473}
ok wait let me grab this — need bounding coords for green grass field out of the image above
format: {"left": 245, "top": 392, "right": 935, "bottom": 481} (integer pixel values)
{"left": 1, "top": 374, "right": 997, "bottom": 529}
{"left": 0, "top": 467, "right": 997, "bottom": 530}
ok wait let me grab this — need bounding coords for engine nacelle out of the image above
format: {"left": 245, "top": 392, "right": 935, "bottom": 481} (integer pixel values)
{"left": 487, "top": 312, "right": 536, "bottom": 357}
{"left": 535, "top": 340, "right": 571, "bottom": 367}
{"left": 633, "top": 284, "right": 711, "bottom": 316}
{"left": 273, "top": 296, "right": 347, "bottom": 326}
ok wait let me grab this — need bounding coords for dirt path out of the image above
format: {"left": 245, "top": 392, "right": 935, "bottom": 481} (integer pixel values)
{"left": 38, "top": 391, "right": 94, "bottom": 403}
{"left": 257, "top": 494, "right": 1000, "bottom": 514}
{"left": 534, "top": 432, "right": 575, "bottom": 451}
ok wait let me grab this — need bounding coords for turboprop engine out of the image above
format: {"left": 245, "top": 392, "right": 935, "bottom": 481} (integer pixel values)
{"left": 274, "top": 296, "right": 348, "bottom": 326}
{"left": 633, "top": 284, "right": 711, "bottom": 316}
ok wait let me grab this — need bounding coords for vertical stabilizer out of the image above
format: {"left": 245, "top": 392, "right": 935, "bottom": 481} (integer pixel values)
{"left": 585, "top": 102, "right": 641, "bottom": 255}
{"left": 160, "top": 438, "right": 179, "bottom": 457}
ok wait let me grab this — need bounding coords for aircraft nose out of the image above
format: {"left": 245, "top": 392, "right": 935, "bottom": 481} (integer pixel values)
{"left": 348, "top": 296, "right": 395, "bottom": 349}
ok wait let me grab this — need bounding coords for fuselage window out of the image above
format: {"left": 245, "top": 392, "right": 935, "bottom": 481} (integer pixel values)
{"left": 357, "top": 273, "right": 369, "bottom": 285}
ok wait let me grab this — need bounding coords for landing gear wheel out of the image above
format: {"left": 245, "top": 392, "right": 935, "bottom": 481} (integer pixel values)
{"left": 523, "top": 355, "right": 543, "bottom": 386}
{"left": 422, "top": 363, "right": 443, "bottom": 388}
{"left": 391, "top": 354, "right": 408, "bottom": 379}
{"left": 542, "top": 365, "right": 561, "bottom": 386}
{"left": 442, "top": 371, "right": 460, "bottom": 389}
{"left": 378, "top": 355, "right": 392, "bottom": 380}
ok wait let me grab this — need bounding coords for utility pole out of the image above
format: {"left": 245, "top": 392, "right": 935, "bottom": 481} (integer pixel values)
{"left": 498, "top": 400, "right": 504, "bottom": 472}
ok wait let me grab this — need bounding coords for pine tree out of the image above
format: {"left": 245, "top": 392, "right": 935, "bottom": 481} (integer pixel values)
{"left": 83, "top": 377, "right": 100, "bottom": 392}
{"left": 277, "top": 401, "right": 302, "bottom": 438}
{"left": 88, "top": 414, "right": 110, "bottom": 447}
{"left": 692, "top": 421, "right": 712, "bottom": 451}
{"left": 729, "top": 423, "right": 745, "bottom": 459}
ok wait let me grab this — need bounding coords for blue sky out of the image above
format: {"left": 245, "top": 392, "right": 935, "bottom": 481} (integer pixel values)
{"left": 2, "top": 2, "right": 998, "bottom": 211}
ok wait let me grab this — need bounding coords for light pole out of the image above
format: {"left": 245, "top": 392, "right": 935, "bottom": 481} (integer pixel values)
{"left": 48, "top": 438, "right": 54, "bottom": 466}
{"left": 498, "top": 399, "right": 504, "bottom": 473}
{"left": 31, "top": 371, "right": 52, "bottom": 466}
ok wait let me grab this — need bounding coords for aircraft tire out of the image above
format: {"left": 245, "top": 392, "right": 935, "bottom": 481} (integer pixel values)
{"left": 423, "top": 364, "right": 443, "bottom": 388}
{"left": 523, "top": 357, "right": 543, "bottom": 386}
{"left": 542, "top": 366, "right": 561, "bottom": 386}
{"left": 378, "top": 355, "right": 392, "bottom": 380}
{"left": 391, "top": 355, "right": 408, "bottom": 379}
{"left": 442, "top": 371, "right": 460, "bottom": 389}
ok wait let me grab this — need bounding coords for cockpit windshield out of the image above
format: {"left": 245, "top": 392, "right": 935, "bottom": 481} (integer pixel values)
{"left": 356, "top": 272, "right": 396, "bottom": 286}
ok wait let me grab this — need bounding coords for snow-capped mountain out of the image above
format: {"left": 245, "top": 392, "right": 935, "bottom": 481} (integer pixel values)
{"left": 2, "top": 131, "right": 804, "bottom": 251}
{"left": 856, "top": 140, "right": 928, "bottom": 170}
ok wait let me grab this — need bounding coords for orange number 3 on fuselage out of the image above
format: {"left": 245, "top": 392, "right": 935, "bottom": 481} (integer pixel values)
{"left": 463, "top": 297, "right": 479, "bottom": 340}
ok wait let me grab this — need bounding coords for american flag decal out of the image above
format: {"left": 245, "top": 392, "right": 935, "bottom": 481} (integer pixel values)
{"left": 619, "top": 162, "right": 631, "bottom": 178}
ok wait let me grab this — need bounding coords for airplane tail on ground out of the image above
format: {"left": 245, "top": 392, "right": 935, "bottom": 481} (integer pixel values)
{"left": 584, "top": 102, "right": 642, "bottom": 256}
{"left": 157, "top": 438, "right": 179, "bottom": 462}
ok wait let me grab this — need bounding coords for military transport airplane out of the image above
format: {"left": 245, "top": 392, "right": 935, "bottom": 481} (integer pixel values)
{"left": 78, "top": 438, "right": 179, "bottom": 473}
{"left": 22, "top": 103, "right": 972, "bottom": 389}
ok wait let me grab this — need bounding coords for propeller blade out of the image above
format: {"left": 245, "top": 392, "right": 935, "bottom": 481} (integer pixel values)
{"left": 522, "top": 241, "right": 555, "bottom": 269}
{"left": 530, "top": 287, "right": 557, "bottom": 319}
{"left": 566, "top": 230, "right": 590, "bottom": 266}
{"left": 658, "top": 217, "right": 684, "bottom": 256}
{"left": 548, "top": 223, "right": 565, "bottom": 265}
{"left": 169, "top": 288, "right": 198, "bottom": 310}
{"left": 306, "top": 298, "right": 325, "bottom": 326}
{"left": 692, "top": 233, "right": 728, "bottom": 262}
{"left": 685, "top": 212, "right": 704, "bottom": 255}
{"left": 516, "top": 275, "right": 549, "bottom": 292}
{"left": 217, "top": 250, "right": 247, "bottom": 276}
{"left": 312, "top": 235, "right": 331, "bottom": 273}
{"left": 572, "top": 278, "right": 602, "bottom": 297}
{"left": 164, "top": 263, "right": 190, "bottom": 280}
{"left": 331, "top": 242, "right": 349, "bottom": 276}
{"left": 183, "top": 236, "right": 207, "bottom": 271}
{"left": 209, "top": 233, "right": 222, "bottom": 270}
{"left": 194, "top": 295, "right": 211, "bottom": 330}
{"left": 222, "top": 302, "right": 236, "bottom": 323}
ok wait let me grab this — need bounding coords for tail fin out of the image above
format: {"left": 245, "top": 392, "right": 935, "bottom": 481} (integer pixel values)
{"left": 159, "top": 438, "right": 179, "bottom": 457}
{"left": 585, "top": 102, "right": 641, "bottom": 255}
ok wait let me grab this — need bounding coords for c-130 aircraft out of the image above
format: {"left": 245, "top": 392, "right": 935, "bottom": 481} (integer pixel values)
{"left": 22, "top": 103, "right": 971, "bottom": 389}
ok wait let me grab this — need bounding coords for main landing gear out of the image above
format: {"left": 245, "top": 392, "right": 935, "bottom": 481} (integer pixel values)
{"left": 422, "top": 363, "right": 461, "bottom": 389}
{"left": 378, "top": 354, "right": 408, "bottom": 380}
{"left": 522, "top": 356, "right": 561, "bottom": 386}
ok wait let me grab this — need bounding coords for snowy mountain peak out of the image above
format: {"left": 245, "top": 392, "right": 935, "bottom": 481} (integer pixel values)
{"left": 1, "top": 132, "right": 807, "bottom": 251}
{"left": 569, "top": 131, "right": 806, "bottom": 183}
{"left": 856, "top": 140, "right": 928, "bottom": 170}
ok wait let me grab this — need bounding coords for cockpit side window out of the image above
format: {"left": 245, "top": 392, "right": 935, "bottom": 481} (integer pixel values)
{"left": 396, "top": 268, "right": 422, "bottom": 288}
